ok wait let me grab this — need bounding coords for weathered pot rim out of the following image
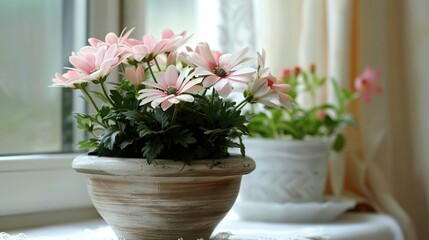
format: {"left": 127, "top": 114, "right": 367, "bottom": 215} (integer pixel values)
{"left": 72, "top": 154, "right": 255, "bottom": 177}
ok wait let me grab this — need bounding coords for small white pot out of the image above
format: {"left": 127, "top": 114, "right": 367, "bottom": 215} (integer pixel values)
{"left": 239, "top": 138, "right": 331, "bottom": 203}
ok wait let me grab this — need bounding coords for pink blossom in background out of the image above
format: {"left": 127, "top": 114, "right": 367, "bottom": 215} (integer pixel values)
{"left": 257, "top": 49, "right": 289, "bottom": 93}
{"left": 255, "top": 49, "right": 291, "bottom": 108}
{"left": 309, "top": 63, "right": 316, "bottom": 73}
{"left": 354, "top": 66, "right": 382, "bottom": 103}
{"left": 280, "top": 68, "right": 292, "bottom": 80}
{"left": 316, "top": 109, "right": 327, "bottom": 120}
{"left": 187, "top": 42, "right": 254, "bottom": 97}
{"left": 294, "top": 66, "right": 301, "bottom": 75}
{"left": 247, "top": 78, "right": 291, "bottom": 108}
{"left": 138, "top": 66, "right": 204, "bottom": 110}
{"left": 51, "top": 70, "right": 89, "bottom": 88}
{"left": 125, "top": 65, "right": 145, "bottom": 86}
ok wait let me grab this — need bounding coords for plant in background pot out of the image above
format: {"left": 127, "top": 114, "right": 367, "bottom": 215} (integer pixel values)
{"left": 236, "top": 57, "right": 382, "bottom": 221}
{"left": 51, "top": 28, "right": 293, "bottom": 240}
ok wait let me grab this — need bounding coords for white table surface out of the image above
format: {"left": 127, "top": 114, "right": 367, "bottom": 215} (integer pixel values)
{"left": 6, "top": 212, "right": 403, "bottom": 240}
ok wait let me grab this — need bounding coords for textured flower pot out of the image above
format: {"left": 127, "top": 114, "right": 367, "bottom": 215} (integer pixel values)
{"left": 239, "top": 138, "right": 331, "bottom": 203}
{"left": 72, "top": 155, "right": 255, "bottom": 240}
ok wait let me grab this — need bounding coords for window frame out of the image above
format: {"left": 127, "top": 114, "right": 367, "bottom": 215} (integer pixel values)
{"left": 0, "top": 0, "right": 93, "bottom": 221}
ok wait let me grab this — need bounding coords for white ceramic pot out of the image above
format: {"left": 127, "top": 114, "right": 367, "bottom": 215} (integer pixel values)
{"left": 239, "top": 138, "right": 331, "bottom": 203}
{"left": 72, "top": 155, "right": 255, "bottom": 240}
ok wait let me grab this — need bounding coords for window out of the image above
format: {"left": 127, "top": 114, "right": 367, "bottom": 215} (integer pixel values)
{"left": 0, "top": 0, "right": 86, "bottom": 155}
{"left": 0, "top": 0, "right": 90, "bottom": 220}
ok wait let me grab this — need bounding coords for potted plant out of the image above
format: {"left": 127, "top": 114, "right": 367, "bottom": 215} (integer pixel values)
{"left": 51, "top": 28, "right": 292, "bottom": 240}
{"left": 237, "top": 56, "right": 382, "bottom": 211}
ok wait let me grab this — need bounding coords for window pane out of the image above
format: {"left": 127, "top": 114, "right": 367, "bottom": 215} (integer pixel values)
{"left": 0, "top": 0, "right": 63, "bottom": 154}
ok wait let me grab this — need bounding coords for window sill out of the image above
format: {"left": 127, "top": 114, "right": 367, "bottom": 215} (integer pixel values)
{"left": 0, "top": 154, "right": 93, "bottom": 219}
{"left": 6, "top": 212, "right": 403, "bottom": 240}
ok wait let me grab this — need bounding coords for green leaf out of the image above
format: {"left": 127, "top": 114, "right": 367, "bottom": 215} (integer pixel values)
{"left": 223, "top": 140, "right": 241, "bottom": 148}
{"left": 333, "top": 133, "right": 345, "bottom": 152}
{"left": 203, "top": 128, "right": 227, "bottom": 135}
{"left": 238, "top": 135, "right": 245, "bottom": 157}
{"left": 75, "top": 114, "right": 94, "bottom": 132}
{"left": 153, "top": 108, "right": 170, "bottom": 129}
{"left": 172, "top": 130, "right": 197, "bottom": 147}
{"left": 342, "top": 113, "right": 358, "bottom": 128}
{"left": 324, "top": 114, "right": 337, "bottom": 128}
{"left": 99, "top": 105, "right": 111, "bottom": 119}
{"left": 100, "top": 128, "right": 120, "bottom": 150}
{"left": 331, "top": 78, "right": 343, "bottom": 106}
{"left": 78, "top": 139, "right": 99, "bottom": 150}
{"left": 138, "top": 126, "right": 156, "bottom": 138}
{"left": 110, "top": 89, "right": 123, "bottom": 106}
{"left": 120, "top": 138, "right": 136, "bottom": 150}
{"left": 142, "top": 139, "right": 164, "bottom": 164}
{"left": 302, "top": 71, "right": 311, "bottom": 91}
{"left": 123, "top": 110, "right": 145, "bottom": 123}
{"left": 91, "top": 91, "right": 109, "bottom": 103}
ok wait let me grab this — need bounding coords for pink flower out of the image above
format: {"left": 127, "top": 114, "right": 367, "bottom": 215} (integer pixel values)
{"left": 354, "top": 66, "right": 382, "bottom": 103}
{"left": 125, "top": 64, "right": 145, "bottom": 86}
{"left": 69, "top": 44, "right": 128, "bottom": 80}
{"left": 247, "top": 78, "right": 291, "bottom": 108}
{"left": 138, "top": 65, "right": 204, "bottom": 110}
{"left": 130, "top": 29, "right": 189, "bottom": 62}
{"left": 187, "top": 42, "right": 254, "bottom": 97}
{"left": 88, "top": 28, "right": 135, "bottom": 48}
{"left": 51, "top": 70, "right": 89, "bottom": 88}
{"left": 255, "top": 49, "right": 291, "bottom": 108}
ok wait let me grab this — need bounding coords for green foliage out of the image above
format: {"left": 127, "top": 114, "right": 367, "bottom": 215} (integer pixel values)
{"left": 247, "top": 67, "right": 359, "bottom": 152}
{"left": 76, "top": 81, "right": 248, "bottom": 163}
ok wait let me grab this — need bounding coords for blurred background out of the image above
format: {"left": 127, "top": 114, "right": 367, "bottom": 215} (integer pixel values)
{"left": 0, "top": 0, "right": 427, "bottom": 238}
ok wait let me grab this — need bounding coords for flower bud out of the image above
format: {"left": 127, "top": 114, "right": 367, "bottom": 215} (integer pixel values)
{"left": 280, "top": 68, "right": 292, "bottom": 80}
{"left": 294, "top": 66, "right": 301, "bottom": 75}
{"left": 125, "top": 64, "right": 145, "bottom": 87}
{"left": 316, "top": 110, "right": 327, "bottom": 120}
{"left": 309, "top": 63, "right": 316, "bottom": 73}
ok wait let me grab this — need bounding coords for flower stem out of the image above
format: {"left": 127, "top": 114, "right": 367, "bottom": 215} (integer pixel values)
{"left": 80, "top": 85, "right": 100, "bottom": 113}
{"left": 100, "top": 81, "right": 115, "bottom": 106}
{"left": 234, "top": 97, "right": 251, "bottom": 111}
{"left": 147, "top": 62, "right": 157, "bottom": 83}
{"left": 154, "top": 57, "right": 162, "bottom": 71}
{"left": 172, "top": 104, "right": 179, "bottom": 123}
{"left": 211, "top": 88, "right": 215, "bottom": 106}
{"left": 79, "top": 86, "right": 110, "bottom": 128}
{"left": 120, "top": 63, "right": 126, "bottom": 74}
